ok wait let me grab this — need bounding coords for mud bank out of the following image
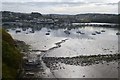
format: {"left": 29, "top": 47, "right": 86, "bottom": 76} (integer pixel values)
{"left": 42, "top": 54, "right": 119, "bottom": 70}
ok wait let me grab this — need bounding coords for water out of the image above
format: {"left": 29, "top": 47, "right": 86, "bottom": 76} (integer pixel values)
{"left": 8, "top": 26, "right": 119, "bottom": 78}
{"left": 8, "top": 27, "right": 118, "bottom": 57}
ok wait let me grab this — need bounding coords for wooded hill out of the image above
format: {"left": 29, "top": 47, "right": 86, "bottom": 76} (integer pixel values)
{"left": 2, "top": 11, "right": 119, "bottom": 23}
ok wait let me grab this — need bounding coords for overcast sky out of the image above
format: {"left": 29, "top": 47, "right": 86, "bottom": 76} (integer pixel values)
{"left": 1, "top": 0, "right": 120, "bottom": 14}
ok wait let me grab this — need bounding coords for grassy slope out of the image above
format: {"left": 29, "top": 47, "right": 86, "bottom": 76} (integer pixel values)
{"left": 1, "top": 29, "right": 22, "bottom": 79}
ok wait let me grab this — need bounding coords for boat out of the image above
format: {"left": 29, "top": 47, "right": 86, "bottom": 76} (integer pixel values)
{"left": 76, "top": 31, "right": 85, "bottom": 34}
{"left": 101, "top": 30, "right": 105, "bottom": 32}
{"left": 92, "top": 33, "right": 96, "bottom": 35}
{"left": 30, "top": 29, "right": 35, "bottom": 33}
{"left": 80, "top": 32, "right": 85, "bottom": 34}
{"left": 76, "top": 31, "right": 81, "bottom": 34}
{"left": 116, "top": 32, "right": 120, "bottom": 35}
{"left": 15, "top": 29, "right": 21, "bottom": 33}
{"left": 11, "top": 28, "right": 16, "bottom": 30}
{"left": 46, "top": 32, "right": 50, "bottom": 35}
{"left": 64, "top": 30, "right": 70, "bottom": 34}
{"left": 95, "top": 31, "right": 101, "bottom": 34}
{"left": 30, "top": 30, "right": 35, "bottom": 33}
{"left": 47, "top": 30, "right": 51, "bottom": 32}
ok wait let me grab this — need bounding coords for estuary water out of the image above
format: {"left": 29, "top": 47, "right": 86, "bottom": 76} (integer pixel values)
{"left": 9, "top": 26, "right": 118, "bottom": 57}
{"left": 8, "top": 26, "right": 119, "bottom": 78}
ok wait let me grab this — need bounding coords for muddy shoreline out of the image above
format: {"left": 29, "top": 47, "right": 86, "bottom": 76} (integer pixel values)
{"left": 16, "top": 39, "right": 119, "bottom": 78}
{"left": 43, "top": 54, "right": 119, "bottom": 70}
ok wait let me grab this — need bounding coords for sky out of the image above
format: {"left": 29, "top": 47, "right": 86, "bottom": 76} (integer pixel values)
{"left": 1, "top": 0, "right": 120, "bottom": 14}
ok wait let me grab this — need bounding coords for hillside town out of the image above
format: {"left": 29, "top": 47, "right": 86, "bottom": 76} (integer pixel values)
{"left": 2, "top": 11, "right": 119, "bottom": 30}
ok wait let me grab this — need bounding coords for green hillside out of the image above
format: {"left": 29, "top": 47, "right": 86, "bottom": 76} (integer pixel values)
{"left": 1, "top": 29, "right": 22, "bottom": 80}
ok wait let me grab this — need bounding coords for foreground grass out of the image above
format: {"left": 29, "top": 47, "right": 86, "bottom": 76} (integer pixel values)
{"left": 1, "top": 29, "right": 22, "bottom": 80}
